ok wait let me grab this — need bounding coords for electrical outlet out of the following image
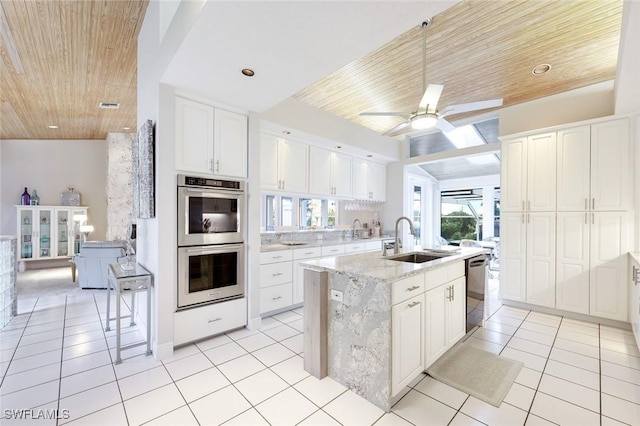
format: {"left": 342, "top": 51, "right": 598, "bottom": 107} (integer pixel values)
{"left": 330, "top": 289, "right": 343, "bottom": 303}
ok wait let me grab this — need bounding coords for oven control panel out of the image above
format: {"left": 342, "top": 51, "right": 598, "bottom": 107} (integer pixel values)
{"left": 179, "top": 175, "right": 244, "bottom": 191}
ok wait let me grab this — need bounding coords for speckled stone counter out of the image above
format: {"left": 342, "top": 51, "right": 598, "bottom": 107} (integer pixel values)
{"left": 300, "top": 247, "right": 486, "bottom": 411}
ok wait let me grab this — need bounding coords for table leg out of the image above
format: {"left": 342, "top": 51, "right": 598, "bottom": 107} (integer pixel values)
{"left": 116, "top": 290, "right": 122, "bottom": 364}
{"left": 105, "top": 276, "right": 112, "bottom": 332}
{"left": 130, "top": 292, "right": 136, "bottom": 326}
{"left": 145, "top": 284, "right": 152, "bottom": 356}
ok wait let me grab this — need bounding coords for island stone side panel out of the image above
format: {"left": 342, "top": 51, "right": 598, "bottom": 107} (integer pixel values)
{"left": 327, "top": 271, "right": 392, "bottom": 411}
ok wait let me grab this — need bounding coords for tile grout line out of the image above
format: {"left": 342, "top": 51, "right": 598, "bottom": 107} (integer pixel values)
{"left": 55, "top": 295, "right": 70, "bottom": 426}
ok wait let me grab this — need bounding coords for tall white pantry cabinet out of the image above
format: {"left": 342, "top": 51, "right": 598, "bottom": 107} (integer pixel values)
{"left": 500, "top": 117, "right": 632, "bottom": 322}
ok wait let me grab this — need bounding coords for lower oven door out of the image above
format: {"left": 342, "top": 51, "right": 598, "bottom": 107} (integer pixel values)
{"left": 178, "top": 244, "right": 245, "bottom": 309}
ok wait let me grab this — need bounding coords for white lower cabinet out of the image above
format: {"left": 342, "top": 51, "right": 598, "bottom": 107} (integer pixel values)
{"left": 260, "top": 250, "right": 293, "bottom": 314}
{"left": 292, "top": 247, "right": 322, "bottom": 305}
{"left": 174, "top": 298, "right": 247, "bottom": 346}
{"left": 391, "top": 293, "right": 424, "bottom": 395}
{"left": 424, "top": 277, "right": 466, "bottom": 368}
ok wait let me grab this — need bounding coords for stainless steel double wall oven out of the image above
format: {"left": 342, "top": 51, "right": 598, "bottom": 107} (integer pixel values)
{"left": 177, "top": 175, "right": 245, "bottom": 309}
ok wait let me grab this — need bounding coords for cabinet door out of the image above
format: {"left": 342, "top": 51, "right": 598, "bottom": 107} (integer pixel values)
{"left": 392, "top": 293, "right": 424, "bottom": 396}
{"left": 368, "top": 162, "right": 386, "bottom": 201}
{"left": 527, "top": 132, "right": 556, "bottom": 211}
{"left": 425, "top": 284, "right": 448, "bottom": 368}
{"left": 500, "top": 138, "right": 527, "bottom": 212}
{"left": 352, "top": 158, "right": 369, "bottom": 200}
{"left": 556, "top": 212, "right": 590, "bottom": 314}
{"left": 447, "top": 277, "right": 467, "bottom": 344}
{"left": 213, "top": 109, "right": 247, "bottom": 178}
{"left": 332, "top": 152, "right": 353, "bottom": 198}
{"left": 526, "top": 212, "right": 556, "bottom": 308}
{"left": 590, "top": 211, "right": 630, "bottom": 321}
{"left": 500, "top": 212, "right": 526, "bottom": 302}
{"left": 260, "top": 134, "right": 280, "bottom": 190}
{"left": 36, "top": 208, "right": 53, "bottom": 260}
{"left": 280, "top": 139, "right": 309, "bottom": 193}
{"left": 175, "top": 97, "right": 214, "bottom": 174}
{"left": 556, "top": 126, "right": 590, "bottom": 211}
{"left": 17, "top": 208, "right": 35, "bottom": 260}
{"left": 54, "top": 209, "right": 71, "bottom": 257}
{"left": 591, "top": 119, "right": 630, "bottom": 211}
{"left": 308, "top": 146, "right": 332, "bottom": 196}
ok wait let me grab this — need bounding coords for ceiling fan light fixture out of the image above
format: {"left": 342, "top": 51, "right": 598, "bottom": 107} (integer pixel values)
{"left": 411, "top": 113, "right": 438, "bottom": 130}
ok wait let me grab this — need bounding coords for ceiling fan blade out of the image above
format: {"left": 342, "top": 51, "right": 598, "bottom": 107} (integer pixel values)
{"left": 436, "top": 117, "right": 455, "bottom": 133}
{"left": 418, "top": 84, "right": 444, "bottom": 112}
{"left": 439, "top": 98, "right": 503, "bottom": 118}
{"left": 360, "top": 112, "right": 411, "bottom": 119}
{"left": 382, "top": 120, "right": 410, "bottom": 136}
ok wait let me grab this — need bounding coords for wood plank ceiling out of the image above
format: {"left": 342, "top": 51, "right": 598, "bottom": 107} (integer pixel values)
{"left": 0, "top": 0, "right": 148, "bottom": 140}
{"left": 293, "top": 0, "right": 624, "bottom": 136}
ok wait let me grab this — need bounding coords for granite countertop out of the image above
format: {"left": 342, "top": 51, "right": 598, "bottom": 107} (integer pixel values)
{"left": 0, "top": 235, "right": 17, "bottom": 242}
{"left": 261, "top": 236, "right": 393, "bottom": 252}
{"left": 301, "top": 246, "right": 488, "bottom": 281}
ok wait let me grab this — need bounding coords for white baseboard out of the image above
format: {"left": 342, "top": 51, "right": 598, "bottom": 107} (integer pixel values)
{"left": 154, "top": 340, "right": 174, "bottom": 361}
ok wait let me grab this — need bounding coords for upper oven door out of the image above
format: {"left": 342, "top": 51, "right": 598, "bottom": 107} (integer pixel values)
{"left": 178, "top": 186, "right": 245, "bottom": 246}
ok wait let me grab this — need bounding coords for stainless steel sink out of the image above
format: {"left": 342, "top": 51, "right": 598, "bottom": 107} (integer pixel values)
{"left": 281, "top": 242, "right": 308, "bottom": 246}
{"left": 387, "top": 251, "right": 453, "bottom": 263}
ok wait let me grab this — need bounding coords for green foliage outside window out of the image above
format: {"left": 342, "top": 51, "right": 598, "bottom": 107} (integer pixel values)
{"left": 441, "top": 211, "right": 477, "bottom": 241}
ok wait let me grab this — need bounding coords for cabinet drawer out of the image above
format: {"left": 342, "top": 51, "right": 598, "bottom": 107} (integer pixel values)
{"left": 322, "top": 245, "right": 345, "bottom": 257}
{"left": 447, "top": 261, "right": 465, "bottom": 281}
{"left": 392, "top": 274, "right": 425, "bottom": 305}
{"left": 174, "top": 298, "right": 247, "bottom": 346}
{"left": 365, "top": 241, "right": 382, "bottom": 252}
{"left": 260, "top": 262, "right": 292, "bottom": 288}
{"left": 345, "top": 243, "right": 365, "bottom": 253}
{"left": 293, "top": 246, "right": 322, "bottom": 260}
{"left": 424, "top": 261, "right": 465, "bottom": 292}
{"left": 260, "top": 250, "right": 293, "bottom": 264}
{"left": 261, "top": 283, "right": 293, "bottom": 314}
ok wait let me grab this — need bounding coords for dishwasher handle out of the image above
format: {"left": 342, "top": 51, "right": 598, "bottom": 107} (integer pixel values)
{"left": 469, "top": 259, "right": 486, "bottom": 267}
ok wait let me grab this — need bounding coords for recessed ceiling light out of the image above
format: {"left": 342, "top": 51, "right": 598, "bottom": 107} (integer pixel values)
{"left": 99, "top": 102, "right": 120, "bottom": 109}
{"left": 47, "top": 125, "right": 59, "bottom": 129}
{"left": 123, "top": 127, "right": 131, "bottom": 130}
{"left": 336, "top": 145, "right": 342, "bottom": 149}
{"left": 282, "top": 130, "right": 291, "bottom": 135}
{"left": 241, "top": 68, "right": 255, "bottom": 77}
{"left": 532, "top": 63, "right": 552, "bottom": 76}
{"left": 367, "top": 154, "right": 373, "bottom": 158}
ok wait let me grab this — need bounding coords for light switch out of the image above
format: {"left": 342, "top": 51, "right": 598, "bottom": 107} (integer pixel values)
{"left": 330, "top": 289, "right": 343, "bottom": 303}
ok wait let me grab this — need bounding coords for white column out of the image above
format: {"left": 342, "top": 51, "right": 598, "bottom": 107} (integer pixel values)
{"left": 482, "top": 186, "right": 495, "bottom": 239}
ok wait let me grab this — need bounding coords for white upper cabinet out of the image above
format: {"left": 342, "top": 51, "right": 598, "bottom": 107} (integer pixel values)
{"left": 175, "top": 96, "right": 248, "bottom": 178}
{"left": 527, "top": 132, "right": 556, "bottom": 211}
{"left": 175, "top": 97, "right": 214, "bottom": 175}
{"left": 590, "top": 118, "right": 630, "bottom": 211}
{"left": 556, "top": 126, "right": 591, "bottom": 211}
{"left": 352, "top": 158, "right": 386, "bottom": 201}
{"left": 332, "top": 151, "right": 353, "bottom": 198}
{"left": 500, "top": 137, "right": 527, "bottom": 212}
{"left": 214, "top": 109, "right": 248, "bottom": 178}
{"left": 260, "top": 133, "right": 309, "bottom": 193}
{"left": 308, "top": 147, "right": 352, "bottom": 198}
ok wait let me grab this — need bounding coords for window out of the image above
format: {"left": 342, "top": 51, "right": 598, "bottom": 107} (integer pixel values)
{"left": 413, "top": 186, "right": 421, "bottom": 245}
{"left": 262, "top": 194, "right": 338, "bottom": 230}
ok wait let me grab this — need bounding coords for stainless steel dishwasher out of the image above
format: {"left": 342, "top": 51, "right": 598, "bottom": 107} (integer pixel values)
{"left": 466, "top": 254, "right": 487, "bottom": 300}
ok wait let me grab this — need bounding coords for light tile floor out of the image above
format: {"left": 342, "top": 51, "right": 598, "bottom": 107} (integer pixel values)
{"left": 2, "top": 288, "right": 640, "bottom": 425}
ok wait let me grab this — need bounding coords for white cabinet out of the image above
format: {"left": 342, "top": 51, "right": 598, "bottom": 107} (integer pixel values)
{"left": 292, "top": 247, "right": 322, "bottom": 305}
{"left": 526, "top": 213, "right": 556, "bottom": 308}
{"left": 556, "top": 120, "right": 630, "bottom": 212}
{"left": 16, "top": 206, "right": 88, "bottom": 262}
{"left": 309, "top": 147, "right": 353, "bottom": 198}
{"left": 501, "top": 133, "right": 556, "bottom": 212}
{"left": 352, "top": 159, "right": 386, "bottom": 201}
{"left": 424, "top": 276, "right": 466, "bottom": 368}
{"left": 590, "top": 119, "right": 630, "bottom": 211}
{"left": 175, "top": 96, "right": 248, "bottom": 178}
{"left": 589, "top": 211, "right": 630, "bottom": 321}
{"left": 260, "top": 249, "right": 293, "bottom": 314}
{"left": 556, "top": 212, "right": 590, "bottom": 314}
{"left": 260, "top": 133, "right": 309, "bottom": 193}
{"left": 500, "top": 212, "right": 527, "bottom": 302}
{"left": 174, "top": 298, "right": 246, "bottom": 346}
{"left": 392, "top": 293, "right": 424, "bottom": 395}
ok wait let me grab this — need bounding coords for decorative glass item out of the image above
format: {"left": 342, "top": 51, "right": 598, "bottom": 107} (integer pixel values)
{"left": 30, "top": 190, "right": 40, "bottom": 205}
{"left": 60, "top": 187, "right": 81, "bottom": 206}
{"left": 21, "top": 188, "right": 30, "bottom": 206}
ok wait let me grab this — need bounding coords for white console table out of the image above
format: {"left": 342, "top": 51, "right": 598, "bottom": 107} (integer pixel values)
{"left": 106, "top": 263, "right": 152, "bottom": 364}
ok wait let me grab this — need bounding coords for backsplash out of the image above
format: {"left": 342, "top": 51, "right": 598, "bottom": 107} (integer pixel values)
{"left": 260, "top": 229, "right": 392, "bottom": 247}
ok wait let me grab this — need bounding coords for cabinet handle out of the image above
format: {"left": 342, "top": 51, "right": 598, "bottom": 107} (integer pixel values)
{"left": 215, "top": 159, "right": 220, "bottom": 173}
{"left": 208, "top": 318, "right": 222, "bottom": 323}
{"left": 584, "top": 212, "right": 587, "bottom": 225}
{"left": 451, "top": 285, "right": 455, "bottom": 300}
{"left": 522, "top": 201, "right": 525, "bottom": 211}
{"left": 407, "top": 285, "right": 420, "bottom": 292}
{"left": 273, "top": 296, "right": 283, "bottom": 300}
{"left": 304, "top": 252, "right": 314, "bottom": 255}
{"left": 592, "top": 198, "right": 595, "bottom": 210}
{"left": 527, "top": 213, "right": 530, "bottom": 224}
{"left": 210, "top": 159, "right": 214, "bottom": 173}
{"left": 592, "top": 212, "right": 595, "bottom": 225}
{"left": 408, "top": 301, "right": 420, "bottom": 308}
{"left": 272, "top": 272, "right": 283, "bottom": 277}
{"left": 446, "top": 286, "right": 452, "bottom": 301}
{"left": 272, "top": 255, "right": 283, "bottom": 259}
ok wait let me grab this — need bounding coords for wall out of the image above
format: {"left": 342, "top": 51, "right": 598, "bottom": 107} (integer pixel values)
{"left": 106, "top": 133, "right": 135, "bottom": 240}
{"left": 0, "top": 140, "right": 107, "bottom": 242}
{"left": 498, "top": 81, "right": 615, "bottom": 136}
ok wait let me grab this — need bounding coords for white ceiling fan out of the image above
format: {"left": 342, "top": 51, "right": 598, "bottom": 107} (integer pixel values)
{"left": 360, "top": 19, "right": 503, "bottom": 136}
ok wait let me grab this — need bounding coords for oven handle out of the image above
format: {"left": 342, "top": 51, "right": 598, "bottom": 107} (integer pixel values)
{"left": 184, "top": 244, "right": 244, "bottom": 254}
{"left": 182, "top": 188, "right": 243, "bottom": 195}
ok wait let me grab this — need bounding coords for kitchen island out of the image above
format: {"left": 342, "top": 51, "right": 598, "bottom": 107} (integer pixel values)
{"left": 301, "top": 247, "right": 487, "bottom": 411}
